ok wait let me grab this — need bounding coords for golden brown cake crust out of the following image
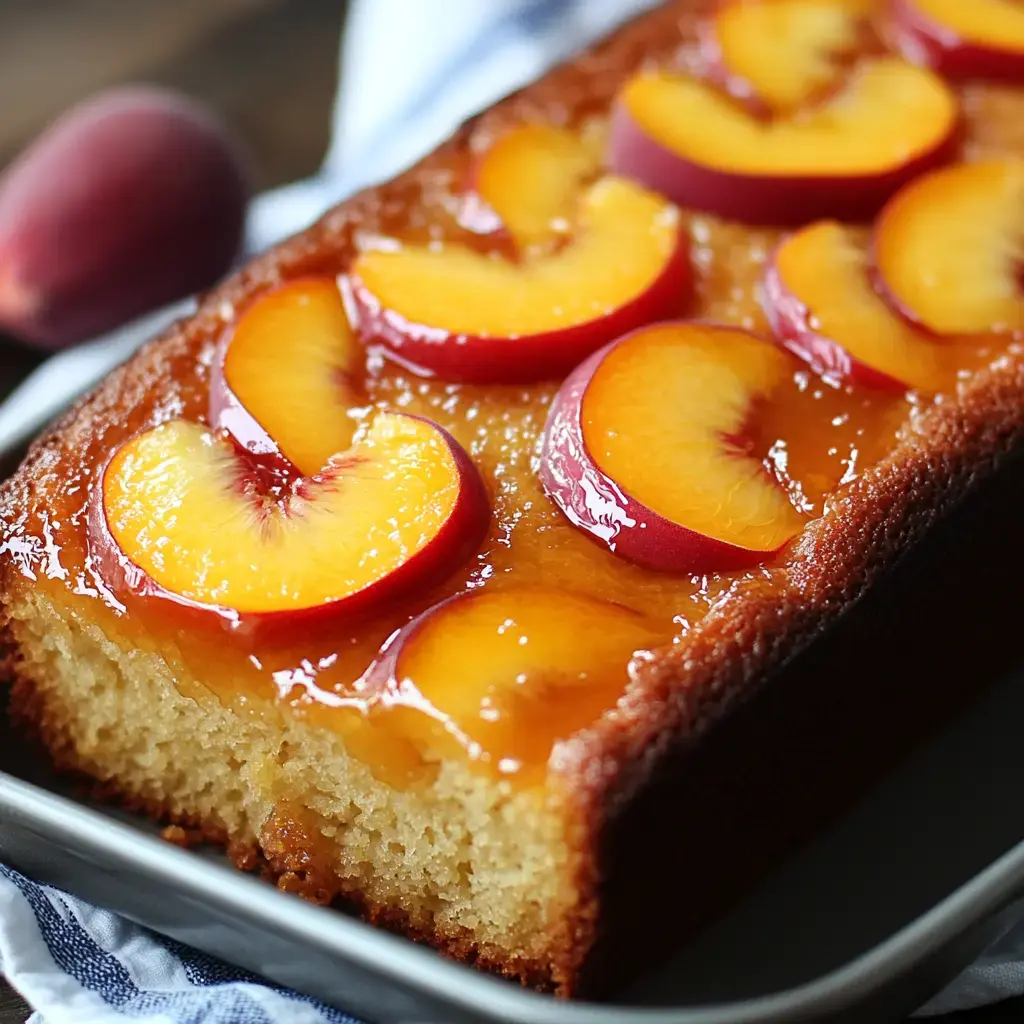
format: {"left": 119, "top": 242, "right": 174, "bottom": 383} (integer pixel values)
{"left": 5, "top": 0, "right": 1024, "bottom": 998}
{"left": 1, "top": 629, "right": 572, "bottom": 992}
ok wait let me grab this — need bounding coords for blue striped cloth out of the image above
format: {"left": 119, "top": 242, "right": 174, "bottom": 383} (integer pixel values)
{"left": 0, "top": 867, "right": 356, "bottom": 1023}
{"left": 3, "top": 0, "right": 1024, "bottom": 1019}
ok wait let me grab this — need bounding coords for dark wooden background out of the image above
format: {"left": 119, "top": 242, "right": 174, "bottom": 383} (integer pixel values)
{"left": 0, "top": 2, "right": 1022, "bottom": 1021}
{"left": 0, "top": 0, "right": 347, "bottom": 396}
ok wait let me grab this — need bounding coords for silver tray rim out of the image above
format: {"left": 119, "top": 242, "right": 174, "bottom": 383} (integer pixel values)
{"left": 0, "top": 767, "right": 1021, "bottom": 1024}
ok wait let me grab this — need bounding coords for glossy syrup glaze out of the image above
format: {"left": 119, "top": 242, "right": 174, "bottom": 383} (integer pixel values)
{"left": 3, "top": 0, "right": 1024, "bottom": 788}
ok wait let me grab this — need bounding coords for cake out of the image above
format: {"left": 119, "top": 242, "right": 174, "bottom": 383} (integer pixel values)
{"left": 4, "top": 0, "right": 1024, "bottom": 998}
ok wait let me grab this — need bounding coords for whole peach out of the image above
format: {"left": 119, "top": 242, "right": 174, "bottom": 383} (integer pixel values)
{"left": 0, "top": 86, "right": 252, "bottom": 348}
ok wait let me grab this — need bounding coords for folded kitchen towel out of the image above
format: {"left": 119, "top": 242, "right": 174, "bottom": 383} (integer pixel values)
{"left": 0, "top": 867, "right": 355, "bottom": 1024}
{"left": 2, "top": 0, "right": 1024, "bottom": 1021}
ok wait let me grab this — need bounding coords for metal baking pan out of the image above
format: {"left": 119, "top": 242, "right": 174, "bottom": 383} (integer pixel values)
{"left": 0, "top": 633, "right": 1022, "bottom": 1024}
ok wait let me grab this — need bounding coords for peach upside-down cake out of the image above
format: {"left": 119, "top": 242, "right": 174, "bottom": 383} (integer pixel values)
{"left": 5, "top": 0, "right": 1024, "bottom": 999}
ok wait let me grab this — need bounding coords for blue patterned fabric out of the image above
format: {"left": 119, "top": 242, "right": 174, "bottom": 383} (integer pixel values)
{"left": 0, "top": 867, "right": 356, "bottom": 1023}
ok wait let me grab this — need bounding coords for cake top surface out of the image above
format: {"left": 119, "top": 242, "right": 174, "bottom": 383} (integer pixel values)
{"left": 4, "top": 0, "right": 1024, "bottom": 793}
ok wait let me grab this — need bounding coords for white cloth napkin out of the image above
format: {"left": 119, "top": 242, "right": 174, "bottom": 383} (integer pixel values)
{"left": 1, "top": 1, "right": 1023, "bottom": 1020}
{"left": 245, "top": 0, "right": 660, "bottom": 254}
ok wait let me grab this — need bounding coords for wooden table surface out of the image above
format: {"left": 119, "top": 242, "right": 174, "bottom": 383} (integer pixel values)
{"left": 1, "top": 2, "right": 1024, "bottom": 1022}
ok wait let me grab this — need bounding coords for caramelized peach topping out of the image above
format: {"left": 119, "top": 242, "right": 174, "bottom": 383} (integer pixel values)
{"left": 84, "top": 0, "right": 1024, "bottom": 785}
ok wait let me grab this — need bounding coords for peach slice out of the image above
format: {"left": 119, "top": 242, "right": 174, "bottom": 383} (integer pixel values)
{"left": 873, "top": 161, "right": 1024, "bottom": 336}
{"left": 540, "top": 322, "right": 804, "bottom": 573}
{"left": 347, "top": 138, "right": 690, "bottom": 383}
{"left": 90, "top": 413, "right": 488, "bottom": 626}
{"left": 210, "top": 277, "right": 362, "bottom": 476}
{"left": 707, "top": 0, "right": 877, "bottom": 112}
{"left": 470, "top": 122, "right": 602, "bottom": 250}
{"left": 609, "top": 57, "right": 958, "bottom": 225}
{"left": 365, "top": 586, "right": 662, "bottom": 779}
{"left": 892, "top": 0, "right": 1024, "bottom": 82}
{"left": 763, "top": 220, "right": 945, "bottom": 392}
